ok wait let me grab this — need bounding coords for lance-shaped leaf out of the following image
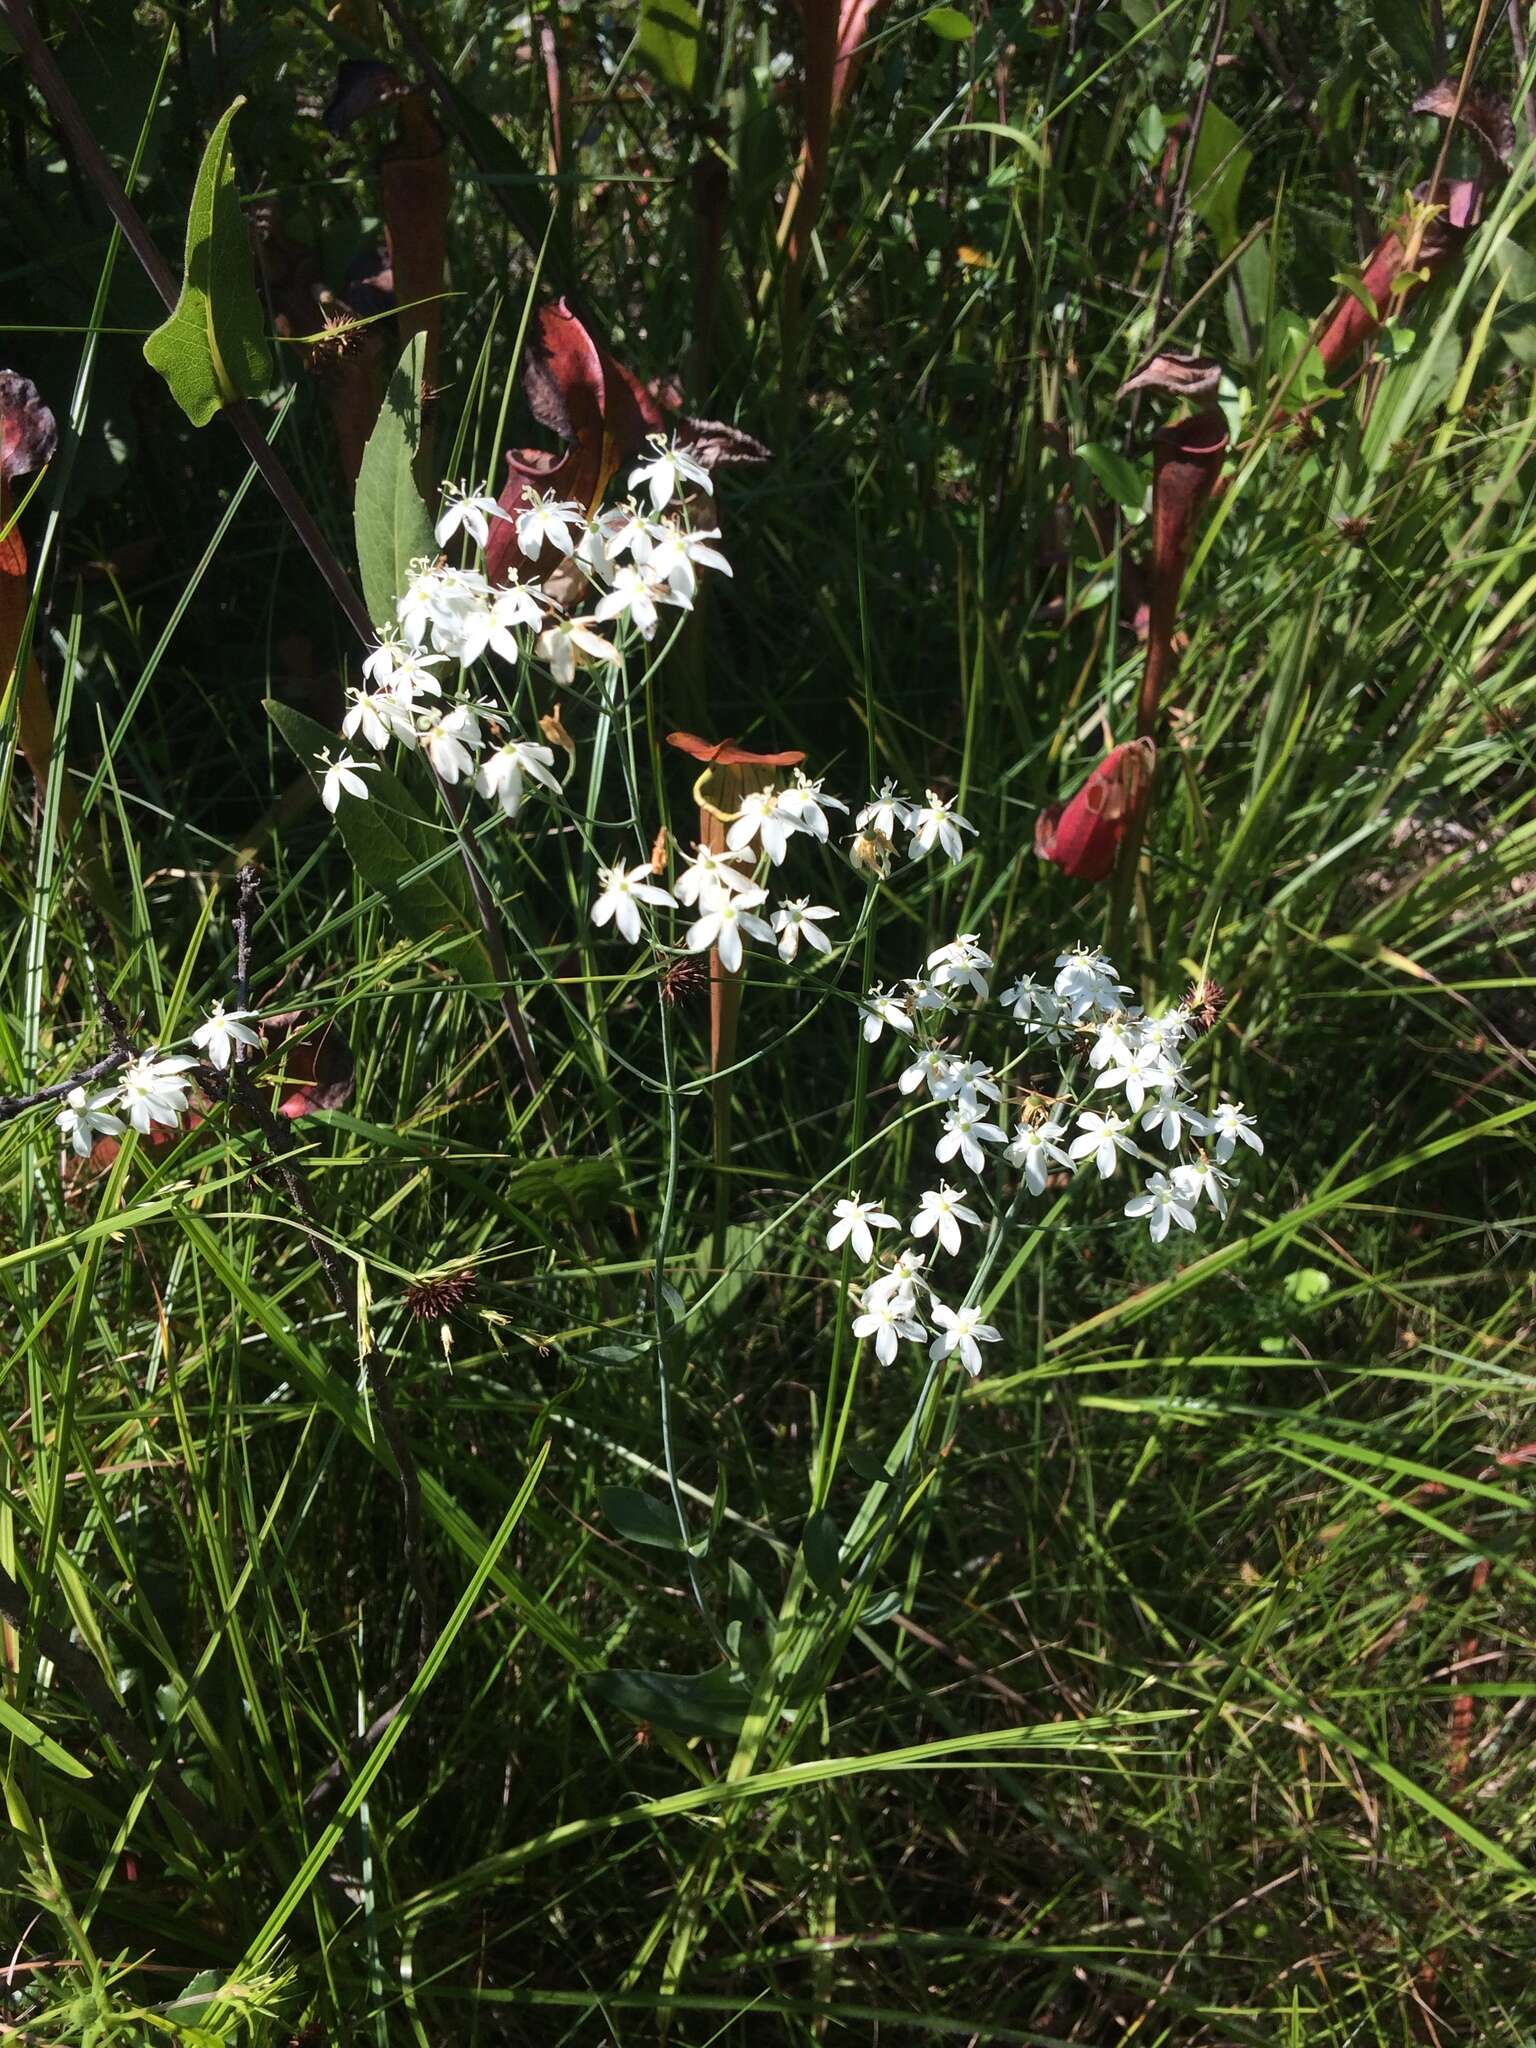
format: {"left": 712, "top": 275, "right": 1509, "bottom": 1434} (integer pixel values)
{"left": 354, "top": 334, "right": 434, "bottom": 630}
{"left": 265, "top": 698, "right": 474, "bottom": 942}
{"left": 1139, "top": 407, "right": 1228, "bottom": 734}
{"left": 143, "top": 97, "right": 271, "bottom": 427}
{"left": 1035, "top": 741, "right": 1157, "bottom": 883}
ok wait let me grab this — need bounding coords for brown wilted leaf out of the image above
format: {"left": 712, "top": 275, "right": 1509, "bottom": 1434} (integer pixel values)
{"left": 1413, "top": 81, "right": 1515, "bottom": 179}
{"left": 1118, "top": 352, "right": 1223, "bottom": 402}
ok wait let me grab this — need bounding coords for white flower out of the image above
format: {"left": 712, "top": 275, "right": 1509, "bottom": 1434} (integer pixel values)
{"left": 858, "top": 985, "right": 915, "bottom": 1042}
{"left": 1000, "top": 974, "right": 1051, "bottom": 1023}
{"left": 341, "top": 687, "right": 397, "bottom": 753}
{"left": 515, "top": 490, "right": 585, "bottom": 563}
{"left": 1123, "top": 1171, "right": 1198, "bottom": 1244}
{"left": 397, "top": 562, "right": 491, "bottom": 653}
{"left": 685, "top": 889, "right": 775, "bottom": 973}
{"left": 316, "top": 748, "right": 375, "bottom": 812}
{"left": 928, "top": 1301, "right": 1002, "bottom": 1376}
{"left": 1094, "top": 1038, "right": 1174, "bottom": 1114}
{"left": 778, "top": 771, "right": 848, "bottom": 842}
{"left": 726, "top": 787, "right": 799, "bottom": 865}
{"left": 629, "top": 433, "right": 713, "bottom": 512}
{"left": 1005, "top": 1117, "right": 1072, "bottom": 1196}
{"left": 852, "top": 1294, "right": 927, "bottom": 1364}
{"left": 535, "top": 617, "right": 621, "bottom": 687}
{"left": 118, "top": 1053, "right": 198, "bottom": 1135}
{"left": 1068, "top": 1109, "right": 1136, "bottom": 1178}
{"left": 907, "top": 790, "right": 976, "bottom": 864}
{"left": 418, "top": 706, "right": 482, "bottom": 784}
{"left": 1053, "top": 946, "right": 1131, "bottom": 1023}
{"left": 594, "top": 562, "right": 676, "bottom": 640}
{"left": 899, "top": 1047, "right": 958, "bottom": 1099}
{"left": 865, "top": 1247, "right": 930, "bottom": 1309}
{"left": 856, "top": 780, "right": 910, "bottom": 839}
{"left": 55, "top": 1084, "right": 124, "bottom": 1157}
{"left": 632, "top": 522, "right": 732, "bottom": 602}
{"left": 673, "top": 844, "right": 754, "bottom": 911}
{"left": 434, "top": 483, "right": 509, "bottom": 551}
{"left": 1140, "top": 1088, "right": 1207, "bottom": 1151}
{"left": 910, "top": 1184, "right": 983, "bottom": 1257}
{"left": 927, "top": 934, "right": 992, "bottom": 1001}
{"left": 590, "top": 857, "right": 677, "bottom": 944}
{"left": 361, "top": 633, "right": 403, "bottom": 689}
{"left": 946, "top": 1059, "right": 1000, "bottom": 1107}
{"left": 1087, "top": 1013, "right": 1142, "bottom": 1071}
{"left": 904, "top": 974, "right": 952, "bottom": 1016}
{"left": 1171, "top": 1157, "right": 1233, "bottom": 1217}
{"left": 578, "top": 502, "right": 650, "bottom": 579}
{"left": 191, "top": 1001, "right": 260, "bottom": 1071}
{"left": 1207, "top": 1100, "right": 1263, "bottom": 1164}
{"left": 475, "top": 738, "right": 562, "bottom": 818}
{"left": 458, "top": 579, "right": 548, "bottom": 667}
{"left": 770, "top": 898, "right": 836, "bottom": 962}
{"left": 826, "top": 1193, "right": 899, "bottom": 1264}
{"left": 935, "top": 1103, "right": 1007, "bottom": 1175}
{"left": 385, "top": 647, "right": 447, "bottom": 704}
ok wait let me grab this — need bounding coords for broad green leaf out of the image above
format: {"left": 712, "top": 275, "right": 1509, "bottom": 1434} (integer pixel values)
{"left": 587, "top": 1665, "right": 751, "bottom": 1739}
{"left": 1187, "top": 103, "right": 1250, "bottom": 257}
{"left": 354, "top": 335, "right": 435, "bottom": 630}
{"left": 924, "top": 5, "right": 974, "bottom": 38}
{"left": 142, "top": 96, "right": 269, "bottom": 426}
{"left": 1077, "top": 440, "right": 1148, "bottom": 515}
{"left": 264, "top": 699, "right": 474, "bottom": 942}
{"left": 638, "top": 0, "right": 701, "bottom": 96}
{"left": 1282, "top": 1266, "right": 1332, "bottom": 1306}
{"left": 600, "top": 1485, "right": 705, "bottom": 1554}
{"left": 0, "top": 1694, "right": 92, "bottom": 1779}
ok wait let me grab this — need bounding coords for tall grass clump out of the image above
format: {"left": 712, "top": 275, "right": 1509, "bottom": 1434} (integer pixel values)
{"left": 0, "top": 0, "right": 1533, "bottom": 2040}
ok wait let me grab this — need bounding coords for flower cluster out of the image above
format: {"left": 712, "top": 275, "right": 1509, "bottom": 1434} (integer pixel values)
{"left": 318, "top": 437, "right": 732, "bottom": 823}
{"left": 832, "top": 944, "right": 1265, "bottom": 1377}
{"left": 51, "top": 1002, "right": 263, "bottom": 1157}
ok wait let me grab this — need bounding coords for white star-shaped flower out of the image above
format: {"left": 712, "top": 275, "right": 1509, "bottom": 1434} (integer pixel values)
{"left": 673, "top": 845, "right": 754, "bottom": 911}
{"left": 1068, "top": 1109, "right": 1135, "bottom": 1178}
{"left": 726, "top": 787, "right": 799, "bottom": 865}
{"left": 907, "top": 791, "right": 975, "bottom": 864}
{"left": 935, "top": 1104, "right": 1007, "bottom": 1175}
{"left": 316, "top": 748, "right": 376, "bottom": 812}
{"left": 191, "top": 1002, "right": 260, "bottom": 1071}
{"left": 118, "top": 1053, "right": 198, "bottom": 1135}
{"left": 770, "top": 898, "right": 836, "bottom": 962}
{"left": 434, "top": 483, "right": 510, "bottom": 551}
{"left": 474, "top": 739, "right": 561, "bottom": 818}
{"left": 778, "top": 772, "right": 848, "bottom": 842}
{"left": 928, "top": 1301, "right": 1002, "bottom": 1376}
{"left": 1124, "top": 1171, "right": 1198, "bottom": 1244}
{"left": 685, "top": 889, "right": 775, "bottom": 973}
{"left": 515, "top": 490, "right": 585, "bottom": 563}
{"left": 628, "top": 434, "right": 713, "bottom": 512}
{"left": 590, "top": 857, "right": 677, "bottom": 944}
{"left": 826, "top": 1193, "right": 899, "bottom": 1264}
{"left": 858, "top": 985, "right": 915, "bottom": 1042}
{"left": 910, "top": 1184, "right": 983, "bottom": 1256}
{"left": 55, "top": 1084, "right": 124, "bottom": 1157}
{"left": 852, "top": 1294, "right": 927, "bottom": 1364}
{"left": 1004, "top": 1117, "right": 1073, "bottom": 1195}
{"left": 535, "top": 617, "right": 620, "bottom": 687}
{"left": 856, "top": 780, "right": 910, "bottom": 839}
{"left": 1207, "top": 1100, "right": 1263, "bottom": 1164}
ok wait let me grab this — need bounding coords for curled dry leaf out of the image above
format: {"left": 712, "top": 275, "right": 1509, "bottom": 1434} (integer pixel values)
{"left": 0, "top": 370, "right": 57, "bottom": 479}
{"left": 1117, "top": 353, "right": 1223, "bottom": 402}
{"left": 1035, "top": 740, "right": 1157, "bottom": 883}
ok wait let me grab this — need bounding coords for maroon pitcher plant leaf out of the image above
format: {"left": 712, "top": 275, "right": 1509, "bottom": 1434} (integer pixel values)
{"left": 1035, "top": 741, "right": 1157, "bottom": 883}
{"left": 1139, "top": 407, "right": 1228, "bottom": 736}
{"left": 486, "top": 300, "right": 663, "bottom": 585}
{"left": 1316, "top": 84, "right": 1511, "bottom": 379}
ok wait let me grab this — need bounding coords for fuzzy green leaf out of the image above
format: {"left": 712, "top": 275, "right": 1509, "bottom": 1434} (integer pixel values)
{"left": 354, "top": 334, "right": 435, "bottom": 631}
{"left": 142, "top": 96, "right": 270, "bottom": 426}
{"left": 264, "top": 699, "right": 474, "bottom": 942}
